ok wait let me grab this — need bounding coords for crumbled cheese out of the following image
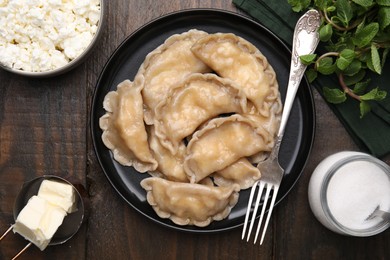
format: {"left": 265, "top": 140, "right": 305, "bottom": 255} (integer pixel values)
{"left": 0, "top": 0, "right": 101, "bottom": 72}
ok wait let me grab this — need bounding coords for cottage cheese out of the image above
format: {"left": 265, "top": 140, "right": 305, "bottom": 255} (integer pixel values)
{"left": 0, "top": 0, "right": 101, "bottom": 72}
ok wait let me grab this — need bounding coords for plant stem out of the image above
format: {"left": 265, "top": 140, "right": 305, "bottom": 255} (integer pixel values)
{"left": 321, "top": 9, "right": 362, "bottom": 32}
{"left": 338, "top": 73, "right": 361, "bottom": 101}
{"left": 314, "top": 52, "right": 339, "bottom": 70}
{"left": 318, "top": 52, "right": 339, "bottom": 59}
{"left": 322, "top": 9, "right": 347, "bottom": 31}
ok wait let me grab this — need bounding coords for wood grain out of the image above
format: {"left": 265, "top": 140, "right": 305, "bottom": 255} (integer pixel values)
{"left": 0, "top": 1, "right": 389, "bottom": 260}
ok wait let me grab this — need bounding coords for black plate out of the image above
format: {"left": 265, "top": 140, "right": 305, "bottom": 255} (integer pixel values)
{"left": 91, "top": 9, "right": 315, "bottom": 233}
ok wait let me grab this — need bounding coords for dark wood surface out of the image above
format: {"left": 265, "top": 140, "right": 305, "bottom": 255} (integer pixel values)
{"left": 1, "top": 1, "right": 389, "bottom": 259}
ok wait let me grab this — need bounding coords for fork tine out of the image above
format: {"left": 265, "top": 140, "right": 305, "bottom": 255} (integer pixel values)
{"left": 253, "top": 184, "right": 271, "bottom": 244}
{"left": 241, "top": 180, "right": 259, "bottom": 240}
{"left": 246, "top": 181, "right": 265, "bottom": 241}
{"left": 259, "top": 186, "right": 279, "bottom": 245}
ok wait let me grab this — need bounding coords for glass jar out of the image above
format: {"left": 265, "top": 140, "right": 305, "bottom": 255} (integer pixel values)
{"left": 308, "top": 151, "right": 390, "bottom": 236}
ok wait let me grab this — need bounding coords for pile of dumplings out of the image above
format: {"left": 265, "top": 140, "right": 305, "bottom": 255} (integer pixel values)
{"left": 99, "top": 29, "right": 282, "bottom": 227}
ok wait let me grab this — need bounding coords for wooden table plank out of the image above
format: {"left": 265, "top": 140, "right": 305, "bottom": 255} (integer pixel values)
{"left": 1, "top": 1, "right": 389, "bottom": 260}
{"left": 0, "top": 63, "right": 88, "bottom": 260}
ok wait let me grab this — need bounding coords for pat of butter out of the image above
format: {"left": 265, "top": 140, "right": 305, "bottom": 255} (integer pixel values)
{"left": 37, "top": 180, "right": 76, "bottom": 213}
{"left": 13, "top": 196, "right": 67, "bottom": 251}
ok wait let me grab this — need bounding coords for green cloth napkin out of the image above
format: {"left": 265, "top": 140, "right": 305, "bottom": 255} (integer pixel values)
{"left": 233, "top": 0, "right": 390, "bottom": 158}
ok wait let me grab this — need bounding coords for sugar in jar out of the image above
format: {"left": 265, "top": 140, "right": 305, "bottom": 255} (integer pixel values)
{"left": 308, "top": 151, "right": 390, "bottom": 236}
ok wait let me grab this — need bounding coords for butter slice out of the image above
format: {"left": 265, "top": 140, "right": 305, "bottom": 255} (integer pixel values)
{"left": 37, "top": 180, "right": 76, "bottom": 213}
{"left": 13, "top": 196, "right": 67, "bottom": 251}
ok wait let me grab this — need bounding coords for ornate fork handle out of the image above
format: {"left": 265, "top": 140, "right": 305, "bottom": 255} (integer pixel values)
{"left": 242, "top": 9, "right": 321, "bottom": 246}
{"left": 272, "top": 10, "right": 321, "bottom": 160}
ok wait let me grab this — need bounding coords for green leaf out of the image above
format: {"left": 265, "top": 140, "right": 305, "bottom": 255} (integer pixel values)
{"left": 288, "top": 0, "right": 312, "bottom": 12}
{"left": 378, "top": 7, "right": 390, "bottom": 30}
{"left": 323, "top": 87, "right": 347, "bottom": 103}
{"left": 374, "top": 31, "right": 390, "bottom": 48}
{"left": 336, "top": 0, "right": 353, "bottom": 26}
{"left": 359, "top": 88, "right": 387, "bottom": 116}
{"left": 353, "top": 78, "right": 371, "bottom": 94}
{"left": 382, "top": 48, "right": 389, "bottom": 68}
{"left": 355, "top": 4, "right": 370, "bottom": 16}
{"left": 343, "top": 59, "right": 362, "bottom": 76}
{"left": 343, "top": 70, "right": 366, "bottom": 85}
{"left": 315, "top": 0, "right": 331, "bottom": 9}
{"left": 300, "top": 54, "right": 317, "bottom": 65}
{"left": 336, "top": 49, "right": 355, "bottom": 70}
{"left": 366, "top": 55, "right": 375, "bottom": 71}
{"left": 288, "top": 0, "right": 389, "bottom": 115}
{"left": 319, "top": 23, "right": 333, "bottom": 42}
{"left": 352, "top": 0, "right": 373, "bottom": 7}
{"left": 354, "top": 19, "right": 365, "bottom": 36}
{"left": 306, "top": 68, "right": 318, "bottom": 83}
{"left": 358, "top": 49, "right": 371, "bottom": 62}
{"left": 360, "top": 101, "right": 371, "bottom": 118}
{"left": 360, "top": 87, "right": 387, "bottom": 101}
{"left": 377, "top": 0, "right": 390, "bottom": 6}
{"left": 317, "top": 57, "right": 336, "bottom": 75}
{"left": 352, "top": 23, "right": 379, "bottom": 48}
{"left": 371, "top": 44, "right": 382, "bottom": 74}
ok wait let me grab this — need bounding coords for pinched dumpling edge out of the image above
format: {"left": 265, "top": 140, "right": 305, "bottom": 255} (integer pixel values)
{"left": 147, "top": 126, "right": 189, "bottom": 182}
{"left": 133, "top": 29, "right": 210, "bottom": 125}
{"left": 153, "top": 73, "right": 249, "bottom": 154}
{"left": 140, "top": 177, "right": 240, "bottom": 227}
{"left": 191, "top": 32, "right": 281, "bottom": 118}
{"left": 99, "top": 80, "right": 158, "bottom": 173}
{"left": 184, "top": 114, "right": 274, "bottom": 183}
{"left": 214, "top": 158, "right": 261, "bottom": 190}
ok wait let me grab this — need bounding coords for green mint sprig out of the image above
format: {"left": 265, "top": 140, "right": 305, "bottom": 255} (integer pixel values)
{"left": 288, "top": 0, "right": 389, "bottom": 117}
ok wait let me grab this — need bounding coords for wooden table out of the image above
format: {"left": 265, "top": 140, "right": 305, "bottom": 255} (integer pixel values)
{"left": 1, "top": 1, "right": 389, "bottom": 259}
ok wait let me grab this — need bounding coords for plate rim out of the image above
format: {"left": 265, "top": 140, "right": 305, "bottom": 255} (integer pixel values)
{"left": 90, "top": 8, "right": 316, "bottom": 233}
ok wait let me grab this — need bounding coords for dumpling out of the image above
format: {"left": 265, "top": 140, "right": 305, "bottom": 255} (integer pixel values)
{"left": 191, "top": 33, "right": 279, "bottom": 117}
{"left": 154, "top": 73, "right": 248, "bottom": 154}
{"left": 243, "top": 90, "right": 282, "bottom": 136}
{"left": 148, "top": 126, "right": 188, "bottom": 182}
{"left": 140, "top": 177, "right": 240, "bottom": 227}
{"left": 240, "top": 109, "right": 282, "bottom": 163}
{"left": 99, "top": 80, "right": 158, "bottom": 172}
{"left": 184, "top": 114, "right": 273, "bottom": 183}
{"left": 133, "top": 29, "right": 211, "bottom": 124}
{"left": 214, "top": 158, "right": 261, "bottom": 190}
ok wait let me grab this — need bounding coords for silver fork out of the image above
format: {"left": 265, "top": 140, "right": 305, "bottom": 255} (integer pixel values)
{"left": 242, "top": 9, "right": 321, "bottom": 245}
